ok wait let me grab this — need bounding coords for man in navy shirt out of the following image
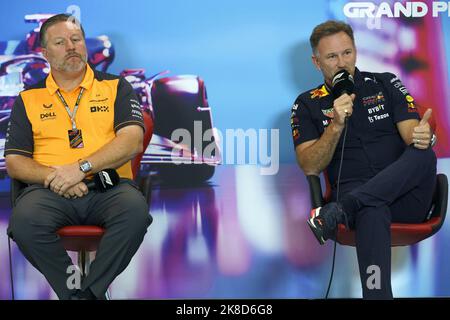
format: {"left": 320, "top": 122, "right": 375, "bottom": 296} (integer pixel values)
{"left": 291, "top": 20, "right": 436, "bottom": 299}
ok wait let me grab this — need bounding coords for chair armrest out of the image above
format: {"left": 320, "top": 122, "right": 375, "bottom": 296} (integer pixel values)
{"left": 428, "top": 174, "right": 448, "bottom": 231}
{"left": 10, "top": 178, "right": 28, "bottom": 208}
{"left": 135, "top": 174, "right": 152, "bottom": 205}
{"left": 306, "top": 175, "right": 324, "bottom": 209}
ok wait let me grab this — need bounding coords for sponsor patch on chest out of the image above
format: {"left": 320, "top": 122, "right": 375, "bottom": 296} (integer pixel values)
{"left": 40, "top": 111, "right": 57, "bottom": 121}
{"left": 362, "top": 91, "right": 385, "bottom": 107}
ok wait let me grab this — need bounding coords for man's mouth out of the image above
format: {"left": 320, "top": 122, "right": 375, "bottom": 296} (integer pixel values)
{"left": 66, "top": 54, "right": 81, "bottom": 60}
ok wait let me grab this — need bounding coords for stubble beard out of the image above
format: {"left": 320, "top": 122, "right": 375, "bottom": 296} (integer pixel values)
{"left": 56, "top": 54, "right": 88, "bottom": 73}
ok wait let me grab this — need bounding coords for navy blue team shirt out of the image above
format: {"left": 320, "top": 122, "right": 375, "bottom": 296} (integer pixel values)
{"left": 291, "top": 68, "right": 420, "bottom": 188}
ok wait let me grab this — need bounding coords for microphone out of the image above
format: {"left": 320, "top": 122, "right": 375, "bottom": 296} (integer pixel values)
{"left": 84, "top": 169, "right": 120, "bottom": 192}
{"left": 331, "top": 69, "right": 354, "bottom": 98}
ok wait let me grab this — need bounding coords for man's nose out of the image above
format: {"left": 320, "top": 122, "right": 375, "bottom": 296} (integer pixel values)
{"left": 66, "top": 40, "right": 76, "bottom": 51}
{"left": 337, "top": 55, "right": 346, "bottom": 68}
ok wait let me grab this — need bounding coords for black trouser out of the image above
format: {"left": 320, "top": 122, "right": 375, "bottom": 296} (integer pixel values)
{"left": 334, "top": 146, "right": 437, "bottom": 299}
{"left": 8, "top": 179, "right": 152, "bottom": 300}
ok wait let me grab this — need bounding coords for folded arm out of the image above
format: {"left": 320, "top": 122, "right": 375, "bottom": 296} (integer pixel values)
{"left": 44, "top": 125, "right": 144, "bottom": 195}
{"left": 5, "top": 154, "right": 55, "bottom": 185}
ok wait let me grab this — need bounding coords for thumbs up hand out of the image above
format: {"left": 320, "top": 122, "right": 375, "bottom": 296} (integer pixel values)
{"left": 412, "top": 108, "right": 432, "bottom": 150}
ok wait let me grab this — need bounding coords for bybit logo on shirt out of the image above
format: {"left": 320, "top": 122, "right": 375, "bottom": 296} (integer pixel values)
{"left": 90, "top": 105, "right": 109, "bottom": 113}
{"left": 344, "top": 2, "right": 450, "bottom": 18}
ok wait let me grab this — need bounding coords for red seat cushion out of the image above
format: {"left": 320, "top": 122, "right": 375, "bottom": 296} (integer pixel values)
{"left": 57, "top": 226, "right": 105, "bottom": 252}
{"left": 336, "top": 217, "right": 441, "bottom": 247}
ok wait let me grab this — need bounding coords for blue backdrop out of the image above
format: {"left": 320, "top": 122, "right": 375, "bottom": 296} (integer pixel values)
{"left": 2, "top": 0, "right": 450, "bottom": 301}
{"left": 1, "top": 0, "right": 450, "bottom": 163}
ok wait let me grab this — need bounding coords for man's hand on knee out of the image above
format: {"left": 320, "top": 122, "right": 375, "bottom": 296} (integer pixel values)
{"left": 44, "top": 163, "right": 86, "bottom": 196}
{"left": 63, "top": 182, "right": 89, "bottom": 199}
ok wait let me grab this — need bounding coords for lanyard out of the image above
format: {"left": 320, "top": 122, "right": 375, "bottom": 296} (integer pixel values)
{"left": 55, "top": 87, "right": 85, "bottom": 130}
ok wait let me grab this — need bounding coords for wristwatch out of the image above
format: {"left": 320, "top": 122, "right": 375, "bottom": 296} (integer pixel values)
{"left": 79, "top": 160, "right": 93, "bottom": 173}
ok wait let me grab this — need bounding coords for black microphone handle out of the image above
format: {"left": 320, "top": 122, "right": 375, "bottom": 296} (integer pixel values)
{"left": 83, "top": 179, "right": 96, "bottom": 190}
{"left": 80, "top": 169, "right": 120, "bottom": 192}
{"left": 338, "top": 89, "right": 352, "bottom": 97}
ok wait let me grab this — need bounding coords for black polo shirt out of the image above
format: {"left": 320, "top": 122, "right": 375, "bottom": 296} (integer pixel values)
{"left": 291, "top": 68, "right": 420, "bottom": 188}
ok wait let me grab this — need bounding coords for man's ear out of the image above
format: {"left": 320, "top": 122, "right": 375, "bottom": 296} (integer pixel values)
{"left": 311, "top": 54, "right": 321, "bottom": 71}
{"left": 41, "top": 47, "right": 48, "bottom": 60}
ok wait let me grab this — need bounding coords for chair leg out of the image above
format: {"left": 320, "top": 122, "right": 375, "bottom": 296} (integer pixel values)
{"left": 76, "top": 250, "right": 108, "bottom": 299}
{"left": 77, "top": 249, "right": 93, "bottom": 277}
{"left": 78, "top": 250, "right": 86, "bottom": 277}
{"left": 8, "top": 236, "right": 15, "bottom": 300}
{"left": 84, "top": 251, "right": 91, "bottom": 276}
